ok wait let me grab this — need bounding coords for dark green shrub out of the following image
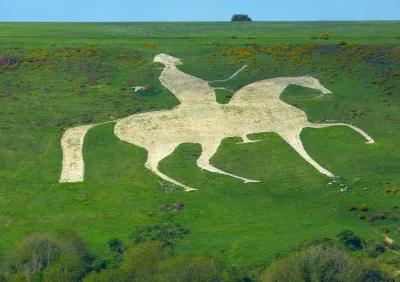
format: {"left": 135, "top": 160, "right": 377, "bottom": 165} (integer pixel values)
{"left": 337, "top": 229, "right": 363, "bottom": 251}
{"left": 84, "top": 241, "right": 170, "bottom": 282}
{"left": 108, "top": 238, "right": 124, "bottom": 254}
{"left": 132, "top": 222, "right": 189, "bottom": 244}
{"left": 361, "top": 265, "right": 391, "bottom": 282}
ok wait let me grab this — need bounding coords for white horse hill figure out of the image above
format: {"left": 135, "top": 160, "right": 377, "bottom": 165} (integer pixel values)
{"left": 59, "top": 53, "right": 374, "bottom": 191}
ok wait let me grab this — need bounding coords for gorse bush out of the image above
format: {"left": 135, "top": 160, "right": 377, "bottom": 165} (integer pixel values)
{"left": 143, "top": 42, "right": 156, "bottom": 48}
{"left": 0, "top": 56, "right": 18, "bottom": 69}
{"left": 319, "top": 33, "right": 331, "bottom": 40}
{"left": 381, "top": 227, "right": 389, "bottom": 233}
{"left": 309, "top": 33, "right": 331, "bottom": 40}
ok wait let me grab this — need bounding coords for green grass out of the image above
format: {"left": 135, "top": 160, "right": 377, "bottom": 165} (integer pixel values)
{"left": 1, "top": 22, "right": 400, "bottom": 267}
{"left": 1, "top": 21, "right": 399, "bottom": 41}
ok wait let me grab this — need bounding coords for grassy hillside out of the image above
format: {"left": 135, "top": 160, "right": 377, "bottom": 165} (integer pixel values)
{"left": 1, "top": 22, "right": 400, "bottom": 267}
{"left": 1, "top": 21, "right": 399, "bottom": 41}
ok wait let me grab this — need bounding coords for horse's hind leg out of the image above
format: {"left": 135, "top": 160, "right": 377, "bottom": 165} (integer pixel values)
{"left": 145, "top": 145, "right": 197, "bottom": 191}
{"left": 309, "top": 123, "right": 374, "bottom": 144}
{"left": 60, "top": 124, "right": 96, "bottom": 183}
{"left": 237, "top": 135, "right": 261, "bottom": 144}
{"left": 279, "top": 131, "right": 334, "bottom": 177}
{"left": 196, "top": 141, "right": 260, "bottom": 183}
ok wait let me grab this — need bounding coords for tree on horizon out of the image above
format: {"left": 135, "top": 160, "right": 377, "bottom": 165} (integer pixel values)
{"left": 231, "top": 14, "right": 252, "bottom": 22}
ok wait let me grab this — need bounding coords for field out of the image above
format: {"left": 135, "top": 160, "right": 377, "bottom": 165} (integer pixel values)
{"left": 1, "top": 21, "right": 400, "bottom": 268}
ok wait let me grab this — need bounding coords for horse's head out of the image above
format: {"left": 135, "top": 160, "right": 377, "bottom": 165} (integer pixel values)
{"left": 154, "top": 53, "right": 183, "bottom": 67}
{"left": 299, "top": 75, "right": 332, "bottom": 94}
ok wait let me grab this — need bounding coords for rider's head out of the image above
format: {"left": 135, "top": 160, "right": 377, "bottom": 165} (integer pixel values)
{"left": 154, "top": 53, "right": 183, "bottom": 67}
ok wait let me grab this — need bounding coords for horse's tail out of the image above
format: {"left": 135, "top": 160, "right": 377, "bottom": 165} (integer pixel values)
{"left": 59, "top": 123, "right": 98, "bottom": 183}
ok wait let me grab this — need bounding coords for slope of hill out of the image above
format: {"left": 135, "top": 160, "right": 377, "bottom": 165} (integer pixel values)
{"left": 0, "top": 22, "right": 399, "bottom": 267}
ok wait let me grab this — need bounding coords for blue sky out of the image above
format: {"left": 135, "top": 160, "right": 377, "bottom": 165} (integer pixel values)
{"left": 1, "top": 0, "right": 399, "bottom": 22}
